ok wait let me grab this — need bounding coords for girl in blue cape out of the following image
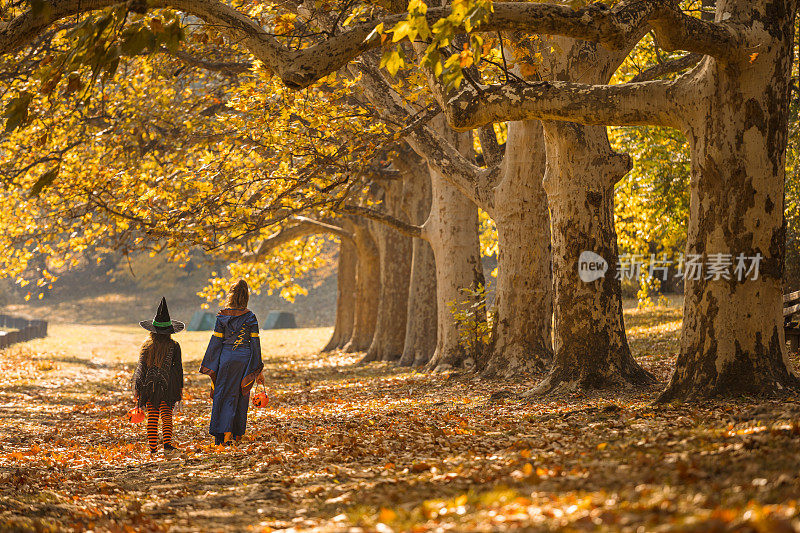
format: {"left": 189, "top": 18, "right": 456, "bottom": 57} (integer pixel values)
{"left": 200, "top": 279, "right": 264, "bottom": 446}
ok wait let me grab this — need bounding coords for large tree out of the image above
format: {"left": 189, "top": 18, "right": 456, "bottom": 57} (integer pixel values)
{"left": 440, "top": 0, "right": 800, "bottom": 399}
{"left": 346, "top": 56, "right": 553, "bottom": 377}
{"left": 3, "top": 0, "right": 799, "bottom": 399}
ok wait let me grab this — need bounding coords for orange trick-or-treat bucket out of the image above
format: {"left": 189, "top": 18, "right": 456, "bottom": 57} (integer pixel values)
{"left": 253, "top": 391, "right": 269, "bottom": 408}
{"left": 253, "top": 392, "right": 269, "bottom": 407}
{"left": 127, "top": 407, "right": 146, "bottom": 423}
{"left": 253, "top": 381, "right": 269, "bottom": 408}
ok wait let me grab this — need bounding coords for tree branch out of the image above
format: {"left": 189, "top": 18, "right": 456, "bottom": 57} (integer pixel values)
{"left": 162, "top": 47, "right": 253, "bottom": 76}
{"left": 243, "top": 216, "right": 354, "bottom": 263}
{"left": 648, "top": 6, "right": 741, "bottom": 60}
{"left": 351, "top": 58, "right": 500, "bottom": 210}
{"left": 477, "top": 126, "right": 504, "bottom": 168}
{"left": 337, "top": 204, "right": 423, "bottom": 240}
{"left": 629, "top": 52, "right": 702, "bottom": 82}
{"left": 0, "top": 1, "right": 744, "bottom": 91}
{"left": 445, "top": 77, "right": 690, "bottom": 132}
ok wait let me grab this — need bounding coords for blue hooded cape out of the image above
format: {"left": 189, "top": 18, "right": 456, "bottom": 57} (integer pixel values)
{"left": 200, "top": 308, "right": 263, "bottom": 395}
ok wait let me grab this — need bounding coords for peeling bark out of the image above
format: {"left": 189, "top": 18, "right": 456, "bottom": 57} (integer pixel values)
{"left": 532, "top": 37, "right": 655, "bottom": 394}
{"left": 660, "top": 0, "right": 800, "bottom": 400}
{"left": 479, "top": 120, "right": 553, "bottom": 378}
{"left": 536, "top": 119, "right": 654, "bottom": 394}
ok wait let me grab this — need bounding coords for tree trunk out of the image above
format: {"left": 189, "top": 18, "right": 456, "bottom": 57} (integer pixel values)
{"left": 401, "top": 237, "right": 437, "bottom": 366}
{"left": 344, "top": 59, "right": 487, "bottom": 373}
{"left": 398, "top": 154, "right": 438, "bottom": 367}
{"left": 660, "top": 0, "right": 800, "bottom": 400}
{"left": 343, "top": 219, "right": 380, "bottom": 353}
{"left": 479, "top": 120, "right": 553, "bottom": 378}
{"left": 425, "top": 171, "right": 484, "bottom": 371}
{"left": 322, "top": 238, "right": 357, "bottom": 352}
{"left": 362, "top": 182, "right": 413, "bottom": 362}
{"left": 534, "top": 38, "right": 654, "bottom": 394}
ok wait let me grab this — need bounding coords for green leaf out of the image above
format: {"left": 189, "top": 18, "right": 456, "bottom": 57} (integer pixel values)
{"left": 162, "top": 20, "right": 184, "bottom": 53}
{"left": 416, "top": 19, "right": 432, "bottom": 41}
{"left": 29, "top": 168, "right": 59, "bottom": 197}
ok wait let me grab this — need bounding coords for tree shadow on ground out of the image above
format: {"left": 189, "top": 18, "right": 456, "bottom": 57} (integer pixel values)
{"left": 4, "top": 315, "right": 800, "bottom": 531}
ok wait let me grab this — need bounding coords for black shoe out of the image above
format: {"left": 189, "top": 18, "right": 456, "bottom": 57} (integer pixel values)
{"left": 149, "top": 449, "right": 157, "bottom": 455}
{"left": 164, "top": 444, "right": 178, "bottom": 452}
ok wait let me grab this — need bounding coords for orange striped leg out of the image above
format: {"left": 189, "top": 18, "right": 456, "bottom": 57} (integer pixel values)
{"left": 146, "top": 402, "right": 160, "bottom": 452}
{"left": 160, "top": 402, "right": 173, "bottom": 447}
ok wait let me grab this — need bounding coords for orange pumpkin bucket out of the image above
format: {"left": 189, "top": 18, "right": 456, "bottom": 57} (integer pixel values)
{"left": 127, "top": 407, "right": 146, "bottom": 423}
{"left": 253, "top": 383, "right": 268, "bottom": 408}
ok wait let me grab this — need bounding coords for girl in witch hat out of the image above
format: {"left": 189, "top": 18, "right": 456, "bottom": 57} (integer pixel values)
{"left": 200, "top": 279, "right": 264, "bottom": 446}
{"left": 132, "top": 297, "right": 185, "bottom": 454}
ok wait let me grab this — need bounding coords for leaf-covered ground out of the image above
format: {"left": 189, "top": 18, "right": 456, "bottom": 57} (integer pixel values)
{"left": 3, "top": 303, "right": 800, "bottom": 532}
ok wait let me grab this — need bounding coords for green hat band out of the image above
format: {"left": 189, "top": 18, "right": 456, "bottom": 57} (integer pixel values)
{"left": 153, "top": 320, "right": 172, "bottom": 328}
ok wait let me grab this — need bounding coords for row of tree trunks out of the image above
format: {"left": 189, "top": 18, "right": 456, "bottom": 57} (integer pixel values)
{"left": 325, "top": 140, "right": 485, "bottom": 370}
{"left": 362, "top": 181, "right": 413, "bottom": 362}
{"left": 342, "top": 219, "right": 380, "bottom": 353}
{"left": 323, "top": 151, "right": 441, "bottom": 364}
{"left": 328, "top": 0, "right": 800, "bottom": 401}
{"left": 398, "top": 152, "right": 438, "bottom": 367}
{"left": 321, "top": 236, "right": 357, "bottom": 352}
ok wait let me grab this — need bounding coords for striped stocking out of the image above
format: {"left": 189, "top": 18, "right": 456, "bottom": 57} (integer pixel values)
{"left": 160, "top": 402, "right": 173, "bottom": 447}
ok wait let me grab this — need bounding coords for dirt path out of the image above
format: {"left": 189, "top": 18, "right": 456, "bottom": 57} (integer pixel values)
{"left": 3, "top": 313, "right": 800, "bottom": 532}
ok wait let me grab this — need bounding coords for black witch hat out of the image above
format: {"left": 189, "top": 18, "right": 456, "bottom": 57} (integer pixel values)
{"left": 139, "top": 297, "right": 185, "bottom": 334}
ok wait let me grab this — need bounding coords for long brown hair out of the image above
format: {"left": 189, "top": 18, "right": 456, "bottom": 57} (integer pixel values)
{"left": 225, "top": 279, "right": 249, "bottom": 309}
{"left": 141, "top": 332, "right": 173, "bottom": 367}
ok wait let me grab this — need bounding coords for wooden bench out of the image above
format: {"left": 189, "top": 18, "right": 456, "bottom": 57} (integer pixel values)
{"left": 784, "top": 290, "right": 800, "bottom": 353}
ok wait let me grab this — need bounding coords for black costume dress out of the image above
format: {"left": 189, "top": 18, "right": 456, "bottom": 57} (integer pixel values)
{"left": 132, "top": 340, "right": 184, "bottom": 409}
